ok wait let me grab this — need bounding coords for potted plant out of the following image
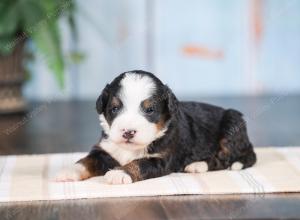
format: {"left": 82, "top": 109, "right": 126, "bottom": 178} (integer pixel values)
{"left": 0, "top": 0, "right": 77, "bottom": 114}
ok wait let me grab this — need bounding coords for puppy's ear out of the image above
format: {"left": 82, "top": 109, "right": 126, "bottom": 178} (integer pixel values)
{"left": 164, "top": 85, "right": 179, "bottom": 117}
{"left": 96, "top": 84, "right": 110, "bottom": 114}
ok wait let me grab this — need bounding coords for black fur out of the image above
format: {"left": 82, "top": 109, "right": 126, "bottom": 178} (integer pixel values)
{"left": 80, "top": 70, "right": 256, "bottom": 182}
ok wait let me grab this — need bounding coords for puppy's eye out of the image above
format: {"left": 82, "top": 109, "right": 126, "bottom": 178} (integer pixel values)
{"left": 144, "top": 107, "right": 155, "bottom": 115}
{"left": 111, "top": 106, "right": 120, "bottom": 114}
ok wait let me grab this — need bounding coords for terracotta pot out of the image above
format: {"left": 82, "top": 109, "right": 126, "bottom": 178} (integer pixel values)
{"left": 0, "top": 40, "right": 26, "bottom": 114}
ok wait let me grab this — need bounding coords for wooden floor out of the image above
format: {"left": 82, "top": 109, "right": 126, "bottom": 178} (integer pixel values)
{"left": 0, "top": 95, "right": 300, "bottom": 219}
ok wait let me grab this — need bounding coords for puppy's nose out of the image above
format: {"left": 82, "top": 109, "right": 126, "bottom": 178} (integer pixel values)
{"left": 122, "top": 129, "right": 137, "bottom": 140}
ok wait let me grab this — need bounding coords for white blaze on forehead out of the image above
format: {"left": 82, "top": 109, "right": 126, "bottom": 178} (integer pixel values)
{"left": 119, "top": 73, "right": 156, "bottom": 108}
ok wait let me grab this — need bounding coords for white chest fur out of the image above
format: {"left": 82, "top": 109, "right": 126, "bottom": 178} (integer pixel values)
{"left": 99, "top": 139, "right": 160, "bottom": 166}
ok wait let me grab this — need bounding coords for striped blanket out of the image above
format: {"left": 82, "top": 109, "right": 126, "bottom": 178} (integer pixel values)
{"left": 0, "top": 147, "right": 299, "bottom": 202}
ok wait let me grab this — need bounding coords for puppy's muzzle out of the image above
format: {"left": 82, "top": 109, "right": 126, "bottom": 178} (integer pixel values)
{"left": 122, "top": 129, "right": 137, "bottom": 140}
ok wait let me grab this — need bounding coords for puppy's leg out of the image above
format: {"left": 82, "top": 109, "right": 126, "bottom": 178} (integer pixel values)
{"left": 55, "top": 146, "right": 120, "bottom": 182}
{"left": 104, "top": 157, "right": 170, "bottom": 184}
{"left": 218, "top": 109, "right": 256, "bottom": 171}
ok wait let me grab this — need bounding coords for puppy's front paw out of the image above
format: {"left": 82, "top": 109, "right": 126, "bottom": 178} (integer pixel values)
{"left": 54, "top": 164, "right": 90, "bottom": 182}
{"left": 104, "top": 170, "right": 133, "bottom": 185}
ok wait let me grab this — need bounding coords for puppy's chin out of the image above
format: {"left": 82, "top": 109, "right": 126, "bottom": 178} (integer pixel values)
{"left": 113, "top": 139, "right": 149, "bottom": 150}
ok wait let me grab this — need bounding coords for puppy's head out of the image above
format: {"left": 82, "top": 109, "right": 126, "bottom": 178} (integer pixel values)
{"left": 96, "top": 70, "right": 178, "bottom": 150}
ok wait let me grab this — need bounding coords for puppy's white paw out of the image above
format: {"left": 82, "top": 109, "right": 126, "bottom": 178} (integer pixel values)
{"left": 184, "top": 161, "right": 208, "bottom": 173}
{"left": 104, "top": 170, "right": 133, "bottom": 185}
{"left": 231, "top": 161, "right": 244, "bottom": 171}
{"left": 54, "top": 164, "right": 89, "bottom": 182}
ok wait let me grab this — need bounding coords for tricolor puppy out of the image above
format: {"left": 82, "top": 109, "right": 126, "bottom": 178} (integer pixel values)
{"left": 55, "top": 70, "right": 256, "bottom": 184}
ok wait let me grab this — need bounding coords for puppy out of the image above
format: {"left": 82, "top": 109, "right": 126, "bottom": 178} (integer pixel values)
{"left": 55, "top": 70, "right": 256, "bottom": 184}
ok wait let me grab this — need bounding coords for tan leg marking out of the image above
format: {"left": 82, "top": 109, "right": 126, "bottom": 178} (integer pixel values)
{"left": 122, "top": 162, "right": 142, "bottom": 182}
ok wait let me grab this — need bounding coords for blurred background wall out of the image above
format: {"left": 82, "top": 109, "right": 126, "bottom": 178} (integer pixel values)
{"left": 24, "top": 0, "right": 300, "bottom": 100}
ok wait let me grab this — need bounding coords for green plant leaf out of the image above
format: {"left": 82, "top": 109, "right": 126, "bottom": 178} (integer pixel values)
{"left": 18, "top": 0, "right": 45, "bottom": 34}
{"left": 0, "top": 35, "right": 15, "bottom": 55}
{"left": 0, "top": 1, "right": 19, "bottom": 36}
{"left": 67, "top": 51, "right": 85, "bottom": 64}
{"left": 31, "top": 21, "right": 65, "bottom": 88}
{"left": 65, "top": 0, "right": 77, "bottom": 40}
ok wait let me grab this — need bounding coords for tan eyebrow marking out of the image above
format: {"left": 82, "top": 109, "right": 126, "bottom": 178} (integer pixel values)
{"left": 142, "top": 99, "right": 153, "bottom": 109}
{"left": 111, "top": 96, "right": 121, "bottom": 107}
